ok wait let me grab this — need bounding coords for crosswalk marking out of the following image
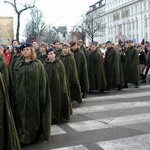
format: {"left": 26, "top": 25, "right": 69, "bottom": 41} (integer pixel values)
{"left": 73, "top": 102, "right": 150, "bottom": 114}
{"left": 67, "top": 112, "right": 150, "bottom": 132}
{"left": 49, "top": 86, "right": 150, "bottom": 149}
{"left": 101, "top": 112, "right": 150, "bottom": 125}
{"left": 85, "top": 90, "right": 150, "bottom": 101}
{"left": 51, "top": 125, "right": 67, "bottom": 136}
{"left": 67, "top": 120, "right": 112, "bottom": 132}
{"left": 96, "top": 133, "right": 150, "bottom": 150}
{"left": 50, "top": 145, "right": 89, "bottom": 150}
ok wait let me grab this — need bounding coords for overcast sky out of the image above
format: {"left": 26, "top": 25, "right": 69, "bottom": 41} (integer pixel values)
{"left": 0, "top": 0, "right": 98, "bottom": 39}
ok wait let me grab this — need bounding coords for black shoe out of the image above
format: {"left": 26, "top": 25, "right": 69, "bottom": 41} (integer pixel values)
{"left": 135, "top": 83, "right": 139, "bottom": 88}
{"left": 123, "top": 83, "right": 128, "bottom": 88}
{"left": 99, "top": 89, "right": 104, "bottom": 93}
{"left": 117, "top": 85, "right": 122, "bottom": 90}
{"left": 141, "top": 80, "right": 146, "bottom": 83}
{"left": 105, "top": 86, "right": 110, "bottom": 91}
{"left": 82, "top": 93, "right": 87, "bottom": 98}
{"left": 88, "top": 89, "right": 92, "bottom": 94}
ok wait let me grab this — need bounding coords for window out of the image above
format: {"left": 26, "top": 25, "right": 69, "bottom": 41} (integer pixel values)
{"left": 136, "top": 18, "right": 138, "bottom": 29}
{"left": 131, "top": 7, "right": 133, "bottom": 15}
{"left": 144, "top": 2, "right": 146, "bottom": 11}
{"left": 144, "top": 16, "right": 147, "bottom": 27}
{"left": 135, "top": 5, "right": 137, "bottom": 13}
{"left": 132, "top": 19, "right": 134, "bottom": 30}
{"left": 128, "top": 21, "right": 131, "bottom": 30}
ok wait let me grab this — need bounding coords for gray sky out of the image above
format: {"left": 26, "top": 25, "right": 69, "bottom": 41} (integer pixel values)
{"left": 0, "top": 0, "right": 98, "bottom": 39}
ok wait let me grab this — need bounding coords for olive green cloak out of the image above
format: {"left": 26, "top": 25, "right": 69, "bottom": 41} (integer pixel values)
{"left": 88, "top": 49, "right": 107, "bottom": 90}
{"left": 34, "top": 47, "right": 41, "bottom": 58}
{"left": 123, "top": 46, "right": 140, "bottom": 83}
{"left": 13, "top": 58, "right": 51, "bottom": 144}
{"left": 80, "top": 45, "right": 88, "bottom": 61}
{"left": 0, "top": 73, "right": 21, "bottom": 150}
{"left": 72, "top": 48, "right": 89, "bottom": 93}
{"left": 9, "top": 54, "right": 22, "bottom": 118}
{"left": 43, "top": 58, "right": 72, "bottom": 124}
{"left": 0, "top": 54, "right": 9, "bottom": 88}
{"left": 55, "top": 48, "right": 62, "bottom": 57}
{"left": 105, "top": 47, "right": 124, "bottom": 87}
{"left": 59, "top": 52, "right": 82, "bottom": 103}
{"left": 37, "top": 53, "right": 47, "bottom": 64}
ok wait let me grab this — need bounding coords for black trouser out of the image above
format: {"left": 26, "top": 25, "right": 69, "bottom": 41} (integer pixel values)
{"left": 144, "top": 67, "right": 150, "bottom": 80}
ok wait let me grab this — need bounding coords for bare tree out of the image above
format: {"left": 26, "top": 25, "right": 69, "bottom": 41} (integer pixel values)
{"left": 4, "top": 0, "right": 35, "bottom": 41}
{"left": 25, "top": 8, "right": 47, "bottom": 43}
{"left": 70, "top": 25, "right": 85, "bottom": 42}
{"left": 82, "top": 11, "right": 100, "bottom": 42}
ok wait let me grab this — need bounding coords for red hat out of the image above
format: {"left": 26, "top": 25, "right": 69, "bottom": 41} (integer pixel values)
{"left": 70, "top": 41, "right": 77, "bottom": 47}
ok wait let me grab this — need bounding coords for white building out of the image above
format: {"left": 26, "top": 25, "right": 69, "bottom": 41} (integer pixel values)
{"left": 86, "top": 0, "right": 150, "bottom": 44}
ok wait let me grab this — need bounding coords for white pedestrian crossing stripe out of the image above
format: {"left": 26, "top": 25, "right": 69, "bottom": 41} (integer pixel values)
{"left": 51, "top": 125, "right": 67, "bottom": 136}
{"left": 85, "top": 90, "right": 150, "bottom": 102}
{"left": 96, "top": 133, "right": 150, "bottom": 150}
{"left": 50, "top": 145, "right": 89, "bottom": 150}
{"left": 73, "top": 102, "right": 150, "bottom": 114}
{"left": 101, "top": 112, "right": 150, "bottom": 125}
{"left": 67, "top": 112, "right": 150, "bottom": 132}
{"left": 67, "top": 120, "right": 112, "bottom": 132}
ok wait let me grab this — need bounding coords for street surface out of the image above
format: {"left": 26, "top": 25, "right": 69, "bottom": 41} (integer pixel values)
{"left": 22, "top": 82, "right": 150, "bottom": 150}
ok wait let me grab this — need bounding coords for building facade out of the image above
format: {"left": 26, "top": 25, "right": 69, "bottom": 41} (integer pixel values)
{"left": 86, "top": 0, "right": 150, "bottom": 44}
{"left": 0, "top": 16, "right": 13, "bottom": 45}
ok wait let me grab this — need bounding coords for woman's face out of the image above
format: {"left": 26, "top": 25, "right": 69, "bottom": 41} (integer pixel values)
{"left": 47, "top": 51, "right": 56, "bottom": 60}
{"left": 22, "top": 47, "right": 32, "bottom": 58}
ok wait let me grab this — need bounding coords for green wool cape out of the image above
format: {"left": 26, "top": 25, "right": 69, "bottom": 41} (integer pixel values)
{"left": 34, "top": 47, "right": 41, "bottom": 58}
{"left": 105, "top": 47, "right": 124, "bottom": 87}
{"left": 0, "top": 73, "right": 21, "bottom": 150}
{"left": 43, "top": 58, "right": 72, "bottom": 124}
{"left": 37, "top": 53, "right": 47, "bottom": 64}
{"left": 123, "top": 46, "right": 140, "bottom": 83}
{"left": 9, "top": 54, "right": 22, "bottom": 118}
{"left": 0, "top": 54, "right": 9, "bottom": 88}
{"left": 55, "top": 49, "right": 62, "bottom": 57}
{"left": 13, "top": 58, "right": 51, "bottom": 144}
{"left": 59, "top": 52, "right": 82, "bottom": 103}
{"left": 88, "top": 49, "right": 107, "bottom": 90}
{"left": 72, "top": 48, "right": 89, "bottom": 93}
{"left": 80, "top": 45, "right": 88, "bottom": 61}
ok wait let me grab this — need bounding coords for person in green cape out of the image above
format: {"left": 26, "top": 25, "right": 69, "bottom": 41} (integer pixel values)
{"left": 43, "top": 47, "right": 72, "bottom": 124}
{"left": 0, "top": 72, "right": 21, "bottom": 150}
{"left": 9, "top": 45, "right": 22, "bottom": 117}
{"left": 0, "top": 47, "right": 9, "bottom": 89}
{"left": 88, "top": 42, "right": 107, "bottom": 93}
{"left": 105, "top": 41, "right": 124, "bottom": 90}
{"left": 78, "top": 39, "right": 88, "bottom": 61}
{"left": 12, "top": 42, "right": 51, "bottom": 144}
{"left": 38, "top": 43, "right": 48, "bottom": 63}
{"left": 32, "top": 40, "right": 41, "bottom": 57}
{"left": 59, "top": 43, "right": 82, "bottom": 103}
{"left": 53, "top": 40, "right": 62, "bottom": 57}
{"left": 70, "top": 41, "right": 89, "bottom": 98}
{"left": 123, "top": 40, "right": 140, "bottom": 88}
